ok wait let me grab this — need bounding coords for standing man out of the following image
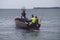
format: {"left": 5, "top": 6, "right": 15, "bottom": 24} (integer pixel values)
{"left": 20, "top": 9, "right": 28, "bottom": 22}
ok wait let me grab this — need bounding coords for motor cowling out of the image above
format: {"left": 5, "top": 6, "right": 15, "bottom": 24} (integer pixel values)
{"left": 15, "top": 18, "right": 20, "bottom": 20}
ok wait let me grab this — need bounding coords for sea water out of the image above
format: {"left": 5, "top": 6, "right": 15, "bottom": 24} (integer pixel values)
{"left": 0, "top": 9, "right": 60, "bottom": 40}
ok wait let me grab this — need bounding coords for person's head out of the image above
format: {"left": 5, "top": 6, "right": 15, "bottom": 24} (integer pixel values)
{"left": 32, "top": 14, "right": 34, "bottom": 17}
{"left": 21, "top": 10, "right": 26, "bottom": 17}
{"left": 35, "top": 16, "right": 37, "bottom": 18}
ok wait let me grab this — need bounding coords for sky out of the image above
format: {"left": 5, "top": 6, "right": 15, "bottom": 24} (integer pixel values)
{"left": 0, "top": 0, "right": 60, "bottom": 9}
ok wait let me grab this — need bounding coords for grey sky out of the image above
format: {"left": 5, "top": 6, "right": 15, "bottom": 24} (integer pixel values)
{"left": 0, "top": 0, "right": 60, "bottom": 9}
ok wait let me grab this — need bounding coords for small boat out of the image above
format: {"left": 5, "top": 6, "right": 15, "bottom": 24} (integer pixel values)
{"left": 15, "top": 18, "right": 41, "bottom": 30}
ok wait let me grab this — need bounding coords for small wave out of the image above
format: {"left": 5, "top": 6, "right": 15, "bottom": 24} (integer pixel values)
{"left": 41, "top": 20, "right": 60, "bottom": 26}
{"left": 0, "top": 18, "right": 15, "bottom": 25}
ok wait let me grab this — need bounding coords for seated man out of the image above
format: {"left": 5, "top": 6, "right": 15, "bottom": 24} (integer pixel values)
{"left": 30, "top": 15, "right": 36, "bottom": 27}
{"left": 35, "top": 16, "right": 39, "bottom": 24}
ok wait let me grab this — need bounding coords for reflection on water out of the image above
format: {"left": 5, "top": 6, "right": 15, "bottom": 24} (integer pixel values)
{"left": 15, "top": 28, "right": 40, "bottom": 40}
{"left": 15, "top": 28, "right": 39, "bottom": 36}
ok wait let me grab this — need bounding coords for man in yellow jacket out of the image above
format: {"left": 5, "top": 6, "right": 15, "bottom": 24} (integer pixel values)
{"left": 31, "top": 15, "right": 36, "bottom": 26}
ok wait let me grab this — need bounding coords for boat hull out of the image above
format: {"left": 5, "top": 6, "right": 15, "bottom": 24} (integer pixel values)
{"left": 15, "top": 18, "right": 41, "bottom": 30}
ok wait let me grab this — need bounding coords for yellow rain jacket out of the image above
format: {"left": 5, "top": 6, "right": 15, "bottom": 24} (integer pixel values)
{"left": 31, "top": 17, "right": 36, "bottom": 23}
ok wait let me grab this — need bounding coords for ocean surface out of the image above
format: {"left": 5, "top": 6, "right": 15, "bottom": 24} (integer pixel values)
{"left": 0, "top": 9, "right": 60, "bottom": 40}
